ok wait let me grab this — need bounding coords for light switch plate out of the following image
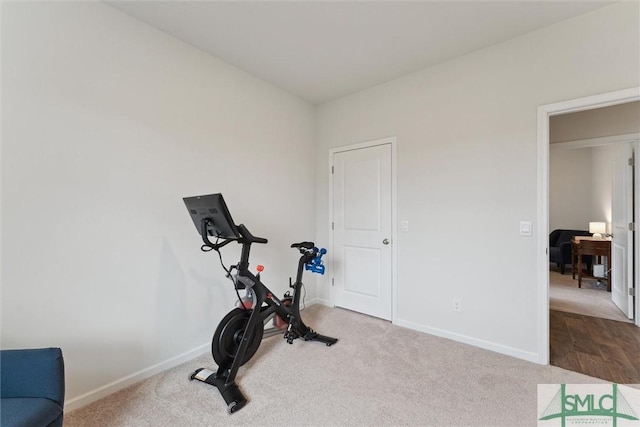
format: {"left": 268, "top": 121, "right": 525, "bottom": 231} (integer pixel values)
{"left": 520, "top": 221, "right": 532, "bottom": 236}
{"left": 401, "top": 220, "right": 409, "bottom": 232}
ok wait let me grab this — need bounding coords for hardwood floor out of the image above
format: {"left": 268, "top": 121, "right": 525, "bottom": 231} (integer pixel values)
{"left": 550, "top": 310, "right": 640, "bottom": 384}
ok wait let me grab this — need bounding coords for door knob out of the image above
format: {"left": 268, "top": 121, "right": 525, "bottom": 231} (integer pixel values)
{"left": 383, "top": 239, "right": 390, "bottom": 245}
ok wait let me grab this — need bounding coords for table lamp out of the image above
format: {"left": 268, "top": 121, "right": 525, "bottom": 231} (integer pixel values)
{"left": 589, "top": 222, "right": 606, "bottom": 239}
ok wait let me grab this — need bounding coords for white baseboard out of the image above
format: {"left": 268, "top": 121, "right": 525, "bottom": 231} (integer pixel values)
{"left": 65, "top": 300, "right": 337, "bottom": 411}
{"left": 394, "top": 318, "right": 542, "bottom": 364}
{"left": 64, "top": 342, "right": 210, "bottom": 411}
{"left": 306, "top": 297, "right": 332, "bottom": 307}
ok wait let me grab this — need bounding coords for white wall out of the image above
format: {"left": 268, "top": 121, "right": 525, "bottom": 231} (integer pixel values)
{"left": 549, "top": 142, "right": 633, "bottom": 237}
{"left": 1, "top": 2, "right": 315, "bottom": 405}
{"left": 549, "top": 147, "right": 594, "bottom": 232}
{"left": 550, "top": 101, "right": 640, "bottom": 142}
{"left": 315, "top": 2, "right": 639, "bottom": 360}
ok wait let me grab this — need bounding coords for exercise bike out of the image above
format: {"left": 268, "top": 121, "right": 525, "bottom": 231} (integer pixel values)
{"left": 183, "top": 193, "right": 338, "bottom": 414}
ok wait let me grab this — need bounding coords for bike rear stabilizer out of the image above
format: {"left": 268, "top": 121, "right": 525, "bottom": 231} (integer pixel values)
{"left": 190, "top": 368, "right": 248, "bottom": 414}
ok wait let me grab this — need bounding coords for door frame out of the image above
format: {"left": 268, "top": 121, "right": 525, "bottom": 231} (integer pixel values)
{"left": 537, "top": 87, "right": 640, "bottom": 365}
{"left": 328, "top": 136, "right": 398, "bottom": 322}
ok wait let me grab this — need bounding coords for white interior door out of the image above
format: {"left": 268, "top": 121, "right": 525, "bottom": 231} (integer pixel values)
{"left": 332, "top": 143, "right": 392, "bottom": 320}
{"left": 611, "top": 141, "right": 634, "bottom": 319}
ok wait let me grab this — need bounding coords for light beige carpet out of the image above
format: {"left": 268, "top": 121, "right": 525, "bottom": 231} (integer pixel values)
{"left": 549, "top": 269, "right": 631, "bottom": 323}
{"left": 64, "top": 305, "right": 626, "bottom": 427}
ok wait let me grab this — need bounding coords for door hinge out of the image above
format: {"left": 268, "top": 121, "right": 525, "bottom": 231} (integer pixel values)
{"left": 332, "top": 278, "right": 335, "bottom": 286}
{"left": 331, "top": 166, "right": 334, "bottom": 174}
{"left": 629, "top": 157, "right": 635, "bottom": 167}
{"left": 331, "top": 222, "right": 334, "bottom": 230}
{"left": 630, "top": 288, "right": 636, "bottom": 297}
{"left": 629, "top": 222, "right": 636, "bottom": 231}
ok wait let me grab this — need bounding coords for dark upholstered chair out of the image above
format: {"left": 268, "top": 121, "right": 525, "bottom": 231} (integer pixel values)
{"left": 549, "top": 229, "right": 592, "bottom": 274}
{"left": 1, "top": 348, "right": 65, "bottom": 427}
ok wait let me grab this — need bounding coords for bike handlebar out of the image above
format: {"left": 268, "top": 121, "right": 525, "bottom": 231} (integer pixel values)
{"left": 236, "top": 224, "right": 268, "bottom": 244}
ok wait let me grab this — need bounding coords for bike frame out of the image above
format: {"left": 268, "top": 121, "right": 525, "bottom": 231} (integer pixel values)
{"left": 224, "top": 240, "right": 314, "bottom": 383}
{"left": 191, "top": 220, "right": 336, "bottom": 413}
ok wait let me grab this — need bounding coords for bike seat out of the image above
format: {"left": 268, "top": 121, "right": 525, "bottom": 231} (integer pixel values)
{"left": 291, "top": 241, "right": 314, "bottom": 250}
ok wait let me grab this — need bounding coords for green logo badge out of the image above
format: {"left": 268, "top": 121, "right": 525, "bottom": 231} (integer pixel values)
{"left": 538, "top": 384, "right": 639, "bottom": 427}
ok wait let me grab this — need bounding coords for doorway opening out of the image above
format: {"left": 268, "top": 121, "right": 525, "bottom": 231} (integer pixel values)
{"left": 538, "top": 88, "right": 640, "bottom": 382}
{"left": 549, "top": 105, "right": 639, "bottom": 323}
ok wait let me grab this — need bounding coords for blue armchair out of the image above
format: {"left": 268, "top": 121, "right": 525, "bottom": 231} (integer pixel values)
{"left": 1, "top": 348, "right": 65, "bottom": 427}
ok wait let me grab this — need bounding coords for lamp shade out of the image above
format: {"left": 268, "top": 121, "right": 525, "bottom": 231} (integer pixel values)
{"left": 589, "top": 222, "right": 606, "bottom": 238}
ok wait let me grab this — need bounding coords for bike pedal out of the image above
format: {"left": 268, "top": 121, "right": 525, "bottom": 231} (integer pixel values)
{"left": 283, "top": 330, "right": 295, "bottom": 344}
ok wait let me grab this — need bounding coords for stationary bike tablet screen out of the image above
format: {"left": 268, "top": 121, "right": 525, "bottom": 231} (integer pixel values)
{"left": 183, "top": 193, "right": 240, "bottom": 239}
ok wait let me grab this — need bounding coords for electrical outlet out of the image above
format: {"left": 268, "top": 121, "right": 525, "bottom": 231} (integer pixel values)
{"left": 453, "top": 299, "right": 461, "bottom": 312}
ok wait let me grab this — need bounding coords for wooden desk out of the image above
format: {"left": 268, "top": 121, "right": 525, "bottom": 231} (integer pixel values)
{"left": 571, "top": 237, "right": 611, "bottom": 291}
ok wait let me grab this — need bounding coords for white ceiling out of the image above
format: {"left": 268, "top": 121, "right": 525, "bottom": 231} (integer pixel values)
{"left": 107, "top": 1, "right": 614, "bottom": 104}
